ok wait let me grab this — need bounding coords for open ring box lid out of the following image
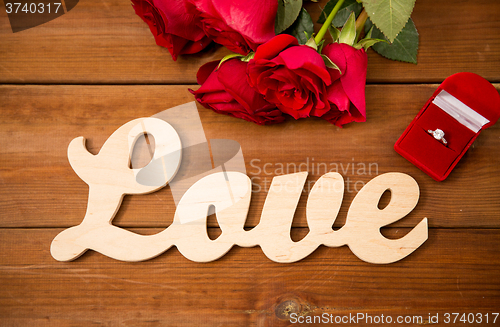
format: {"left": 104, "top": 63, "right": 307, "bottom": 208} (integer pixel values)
{"left": 394, "top": 72, "right": 500, "bottom": 181}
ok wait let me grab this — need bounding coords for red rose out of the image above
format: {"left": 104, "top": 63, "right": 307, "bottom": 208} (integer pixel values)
{"left": 190, "top": 60, "right": 285, "bottom": 125}
{"left": 321, "top": 43, "right": 368, "bottom": 127}
{"left": 189, "top": 0, "right": 277, "bottom": 55}
{"left": 247, "top": 34, "right": 334, "bottom": 119}
{"left": 132, "top": 0, "right": 212, "bottom": 61}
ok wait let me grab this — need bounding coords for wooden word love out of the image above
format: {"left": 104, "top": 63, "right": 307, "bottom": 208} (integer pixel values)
{"left": 51, "top": 117, "right": 428, "bottom": 264}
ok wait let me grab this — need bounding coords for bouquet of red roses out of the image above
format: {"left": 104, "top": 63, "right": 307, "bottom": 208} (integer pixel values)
{"left": 132, "top": 0, "right": 418, "bottom": 127}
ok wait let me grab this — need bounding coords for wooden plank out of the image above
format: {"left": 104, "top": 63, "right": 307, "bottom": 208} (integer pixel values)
{"left": 0, "top": 228, "right": 499, "bottom": 326}
{"left": 1, "top": 84, "right": 499, "bottom": 229}
{"left": 0, "top": 0, "right": 499, "bottom": 84}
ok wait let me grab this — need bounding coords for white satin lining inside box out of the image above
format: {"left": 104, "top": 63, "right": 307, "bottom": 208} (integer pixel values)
{"left": 432, "top": 90, "right": 490, "bottom": 133}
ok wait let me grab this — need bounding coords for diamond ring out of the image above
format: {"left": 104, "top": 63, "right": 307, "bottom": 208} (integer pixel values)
{"left": 427, "top": 128, "right": 448, "bottom": 146}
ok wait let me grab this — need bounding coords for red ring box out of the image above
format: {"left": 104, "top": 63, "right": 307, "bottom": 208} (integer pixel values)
{"left": 394, "top": 72, "right": 500, "bottom": 181}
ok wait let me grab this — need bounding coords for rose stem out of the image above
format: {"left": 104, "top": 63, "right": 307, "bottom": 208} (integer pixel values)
{"left": 314, "top": 0, "right": 345, "bottom": 44}
{"left": 355, "top": 9, "right": 368, "bottom": 42}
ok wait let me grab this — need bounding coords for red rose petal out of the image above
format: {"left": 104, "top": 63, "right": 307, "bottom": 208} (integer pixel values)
{"left": 196, "top": 60, "right": 219, "bottom": 85}
{"left": 132, "top": 0, "right": 212, "bottom": 60}
{"left": 177, "top": 34, "right": 213, "bottom": 55}
{"left": 253, "top": 34, "right": 299, "bottom": 60}
{"left": 218, "top": 59, "right": 275, "bottom": 114}
{"left": 277, "top": 46, "right": 331, "bottom": 84}
{"left": 326, "top": 80, "right": 351, "bottom": 113}
{"left": 192, "top": 65, "right": 224, "bottom": 94}
{"left": 155, "top": 0, "right": 207, "bottom": 42}
{"left": 339, "top": 44, "right": 367, "bottom": 119}
{"left": 191, "top": 0, "right": 277, "bottom": 54}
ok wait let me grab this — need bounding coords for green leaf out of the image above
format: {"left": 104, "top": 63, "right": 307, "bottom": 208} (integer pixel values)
{"left": 365, "top": 18, "right": 419, "bottom": 64}
{"left": 321, "top": 54, "right": 342, "bottom": 73}
{"left": 285, "top": 8, "right": 314, "bottom": 45}
{"left": 318, "top": 0, "right": 363, "bottom": 28}
{"left": 339, "top": 12, "right": 356, "bottom": 46}
{"left": 275, "top": 0, "right": 303, "bottom": 35}
{"left": 218, "top": 53, "right": 244, "bottom": 69}
{"left": 328, "top": 25, "right": 341, "bottom": 42}
{"left": 361, "top": 0, "right": 416, "bottom": 42}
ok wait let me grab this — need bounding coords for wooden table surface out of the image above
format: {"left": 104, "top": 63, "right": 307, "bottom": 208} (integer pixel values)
{"left": 1, "top": 0, "right": 500, "bottom": 326}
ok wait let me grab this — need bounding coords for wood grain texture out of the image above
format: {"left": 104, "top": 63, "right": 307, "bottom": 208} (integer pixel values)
{"left": 0, "top": 228, "right": 499, "bottom": 326}
{"left": 1, "top": 85, "right": 499, "bottom": 229}
{"left": 0, "top": 0, "right": 499, "bottom": 84}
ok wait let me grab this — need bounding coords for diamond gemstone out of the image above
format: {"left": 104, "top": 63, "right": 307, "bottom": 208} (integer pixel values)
{"left": 432, "top": 129, "right": 444, "bottom": 140}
